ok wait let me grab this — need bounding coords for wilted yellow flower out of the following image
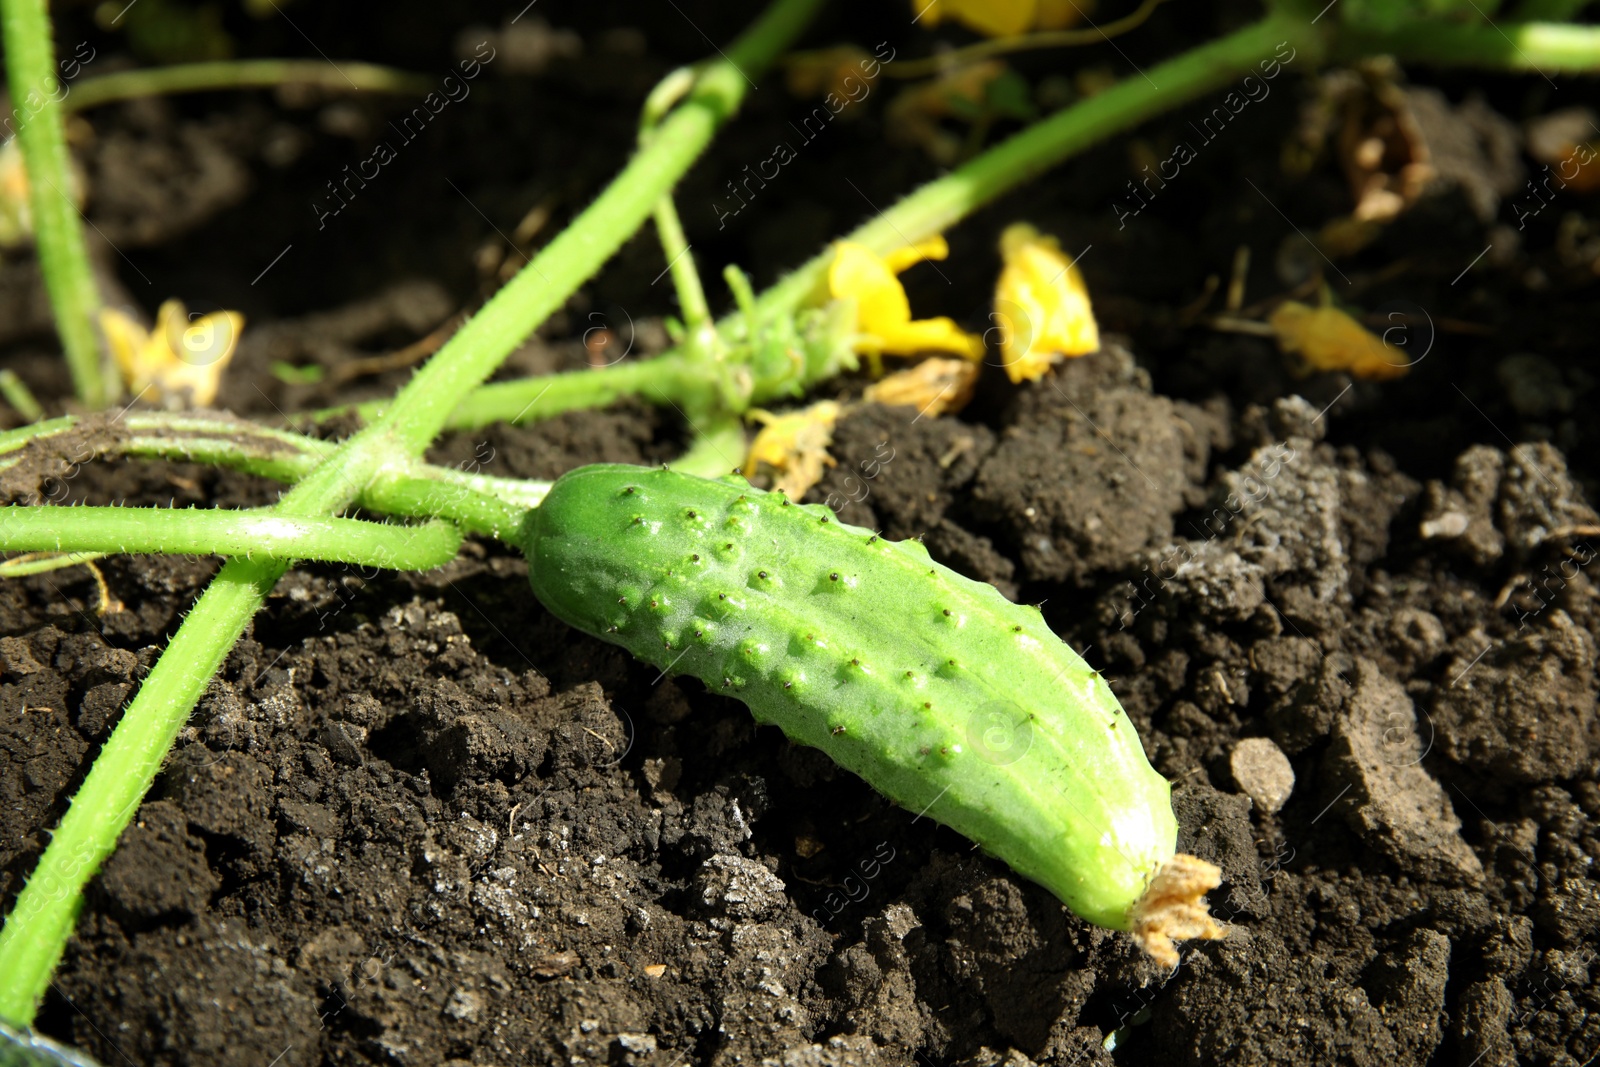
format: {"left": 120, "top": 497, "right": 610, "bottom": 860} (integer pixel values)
{"left": 993, "top": 222, "right": 1099, "bottom": 383}
{"left": 0, "top": 136, "right": 88, "bottom": 248}
{"left": 916, "top": 0, "right": 1091, "bottom": 36}
{"left": 785, "top": 45, "right": 879, "bottom": 107}
{"left": 864, "top": 357, "right": 979, "bottom": 417}
{"left": 828, "top": 235, "right": 984, "bottom": 363}
{"left": 1267, "top": 301, "right": 1409, "bottom": 381}
{"left": 742, "top": 400, "right": 842, "bottom": 500}
{"left": 101, "top": 299, "right": 243, "bottom": 408}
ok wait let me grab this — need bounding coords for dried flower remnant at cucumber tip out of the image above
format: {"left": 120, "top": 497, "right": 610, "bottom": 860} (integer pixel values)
{"left": 519, "top": 463, "right": 1222, "bottom": 964}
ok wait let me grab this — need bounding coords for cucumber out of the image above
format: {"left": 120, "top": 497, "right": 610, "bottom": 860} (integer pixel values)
{"left": 519, "top": 463, "right": 1220, "bottom": 961}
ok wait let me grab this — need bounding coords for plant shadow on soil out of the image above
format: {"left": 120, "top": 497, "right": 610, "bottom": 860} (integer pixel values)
{"left": 2, "top": 2, "right": 1600, "bottom": 1065}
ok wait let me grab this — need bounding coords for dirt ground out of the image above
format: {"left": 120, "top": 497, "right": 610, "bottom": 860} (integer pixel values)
{"left": 2, "top": 2, "right": 1600, "bottom": 1065}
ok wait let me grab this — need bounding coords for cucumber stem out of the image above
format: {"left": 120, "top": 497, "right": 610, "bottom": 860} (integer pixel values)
{"left": 0, "top": 370, "right": 45, "bottom": 422}
{"left": 0, "top": 506, "right": 463, "bottom": 570}
{"left": 652, "top": 195, "right": 713, "bottom": 338}
{"left": 671, "top": 419, "right": 748, "bottom": 479}
{"left": 0, "top": 550, "right": 104, "bottom": 577}
{"left": 63, "top": 59, "right": 429, "bottom": 112}
{"left": 0, "top": 412, "right": 543, "bottom": 539}
{"left": 1, "top": 0, "right": 109, "bottom": 407}
{"left": 1335, "top": 18, "right": 1600, "bottom": 71}
{"left": 338, "top": 352, "right": 715, "bottom": 431}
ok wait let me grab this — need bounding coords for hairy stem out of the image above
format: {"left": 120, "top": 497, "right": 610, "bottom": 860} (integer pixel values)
{"left": 362, "top": 468, "right": 534, "bottom": 537}
{"left": 1, "top": 0, "right": 109, "bottom": 407}
{"left": 1338, "top": 19, "right": 1600, "bottom": 71}
{"left": 0, "top": 411, "right": 543, "bottom": 538}
{"left": 654, "top": 196, "right": 713, "bottom": 334}
{"left": 672, "top": 419, "right": 748, "bottom": 479}
{"left": 0, "top": 370, "right": 44, "bottom": 422}
{"left": 0, "top": 551, "right": 106, "bottom": 578}
{"left": 64, "top": 59, "right": 428, "bottom": 112}
{"left": 346, "top": 353, "right": 710, "bottom": 431}
{"left": 0, "top": 507, "right": 462, "bottom": 569}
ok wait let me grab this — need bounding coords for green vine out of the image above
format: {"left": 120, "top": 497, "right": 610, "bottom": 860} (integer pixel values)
{"left": 2, "top": 0, "right": 110, "bottom": 407}
{"left": 0, "top": 507, "right": 463, "bottom": 569}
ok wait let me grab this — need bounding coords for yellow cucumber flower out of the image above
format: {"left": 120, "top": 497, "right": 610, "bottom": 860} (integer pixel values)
{"left": 993, "top": 222, "right": 1099, "bottom": 383}
{"left": 101, "top": 299, "right": 244, "bottom": 408}
{"left": 915, "top": 0, "right": 1091, "bottom": 36}
{"left": 828, "top": 235, "right": 984, "bottom": 362}
{"left": 742, "top": 400, "right": 842, "bottom": 500}
{"left": 1268, "top": 301, "right": 1410, "bottom": 381}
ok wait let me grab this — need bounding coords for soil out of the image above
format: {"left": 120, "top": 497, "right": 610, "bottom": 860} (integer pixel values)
{"left": 2, "top": 3, "right": 1600, "bottom": 1065}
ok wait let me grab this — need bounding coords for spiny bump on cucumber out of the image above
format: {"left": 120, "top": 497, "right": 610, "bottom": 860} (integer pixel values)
{"left": 520, "top": 463, "right": 1222, "bottom": 966}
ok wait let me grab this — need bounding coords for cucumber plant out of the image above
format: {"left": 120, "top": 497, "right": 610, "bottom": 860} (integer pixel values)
{"left": 521, "top": 463, "right": 1223, "bottom": 964}
{"left": 5, "top": 0, "right": 1599, "bottom": 1035}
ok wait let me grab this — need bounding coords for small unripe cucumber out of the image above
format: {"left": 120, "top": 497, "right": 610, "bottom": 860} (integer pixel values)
{"left": 520, "top": 464, "right": 1203, "bottom": 942}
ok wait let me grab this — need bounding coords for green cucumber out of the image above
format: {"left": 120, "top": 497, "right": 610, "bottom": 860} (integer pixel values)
{"left": 519, "top": 463, "right": 1220, "bottom": 962}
